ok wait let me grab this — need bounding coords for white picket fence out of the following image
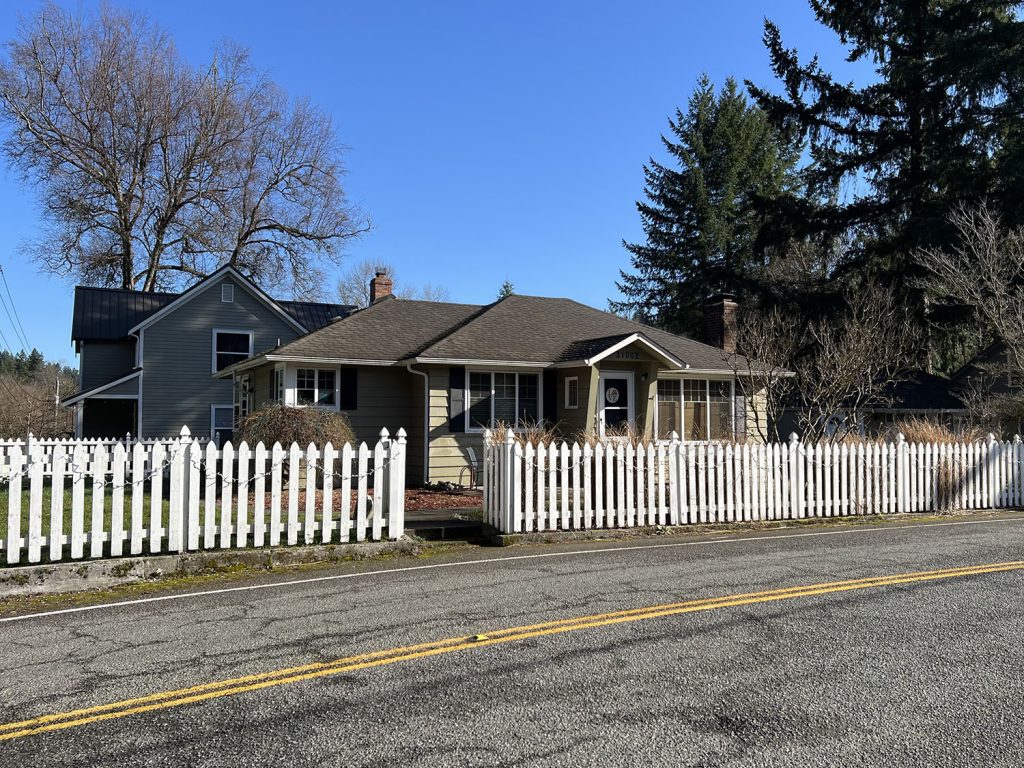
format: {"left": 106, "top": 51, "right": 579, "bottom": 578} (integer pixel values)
{"left": 483, "top": 429, "right": 1024, "bottom": 533}
{"left": 0, "top": 427, "right": 407, "bottom": 566}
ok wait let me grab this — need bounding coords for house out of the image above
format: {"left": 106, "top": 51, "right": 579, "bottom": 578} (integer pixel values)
{"left": 62, "top": 266, "right": 354, "bottom": 441}
{"left": 214, "top": 278, "right": 770, "bottom": 485}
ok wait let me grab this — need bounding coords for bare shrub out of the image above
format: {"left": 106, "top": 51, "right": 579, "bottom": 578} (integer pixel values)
{"left": 237, "top": 404, "right": 355, "bottom": 447}
{"left": 891, "top": 416, "right": 987, "bottom": 444}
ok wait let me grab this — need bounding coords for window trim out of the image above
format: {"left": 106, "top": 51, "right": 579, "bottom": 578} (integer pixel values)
{"left": 210, "top": 403, "right": 234, "bottom": 442}
{"left": 293, "top": 366, "right": 340, "bottom": 410}
{"left": 564, "top": 376, "right": 579, "bottom": 410}
{"left": 212, "top": 328, "right": 254, "bottom": 374}
{"left": 464, "top": 368, "right": 543, "bottom": 433}
{"left": 653, "top": 377, "right": 736, "bottom": 442}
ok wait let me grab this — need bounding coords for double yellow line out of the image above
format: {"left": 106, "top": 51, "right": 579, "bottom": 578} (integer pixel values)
{"left": 2, "top": 559, "right": 1022, "bottom": 742}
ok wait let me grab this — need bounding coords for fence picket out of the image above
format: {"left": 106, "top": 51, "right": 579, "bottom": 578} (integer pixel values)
{"left": 372, "top": 438, "right": 385, "bottom": 540}
{"left": 322, "top": 442, "right": 335, "bottom": 543}
{"left": 204, "top": 441, "right": 219, "bottom": 549}
{"left": 592, "top": 444, "right": 602, "bottom": 528}
{"left": 560, "top": 442, "right": 570, "bottom": 530}
{"left": 50, "top": 443, "right": 67, "bottom": 560}
{"left": 583, "top": 444, "right": 593, "bottom": 529}
{"left": 572, "top": 443, "right": 582, "bottom": 529}
{"left": 90, "top": 444, "right": 107, "bottom": 559}
{"left": 27, "top": 442, "right": 43, "bottom": 563}
{"left": 270, "top": 443, "right": 284, "bottom": 546}
{"left": 187, "top": 440, "right": 201, "bottom": 550}
{"left": 109, "top": 443, "right": 126, "bottom": 558}
{"left": 604, "top": 444, "right": 615, "bottom": 527}
{"left": 356, "top": 443, "right": 369, "bottom": 542}
{"left": 536, "top": 442, "right": 547, "bottom": 531}
{"left": 71, "top": 443, "right": 86, "bottom": 558}
{"left": 512, "top": 442, "right": 523, "bottom": 534}
{"left": 306, "top": 443, "right": 320, "bottom": 544}
{"left": 221, "top": 443, "right": 236, "bottom": 549}
{"left": 625, "top": 443, "right": 635, "bottom": 527}
{"left": 236, "top": 442, "right": 251, "bottom": 547}
{"left": 339, "top": 443, "right": 353, "bottom": 541}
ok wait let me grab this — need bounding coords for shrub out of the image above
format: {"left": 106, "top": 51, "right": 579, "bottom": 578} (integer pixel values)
{"left": 236, "top": 404, "right": 356, "bottom": 447}
{"left": 890, "top": 416, "right": 987, "bottom": 444}
{"left": 486, "top": 420, "right": 562, "bottom": 448}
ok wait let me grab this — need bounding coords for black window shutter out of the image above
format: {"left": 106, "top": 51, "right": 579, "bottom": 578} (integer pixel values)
{"left": 449, "top": 367, "right": 466, "bottom": 433}
{"left": 542, "top": 370, "right": 557, "bottom": 425}
{"left": 339, "top": 368, "right": 358, "bottom": 410}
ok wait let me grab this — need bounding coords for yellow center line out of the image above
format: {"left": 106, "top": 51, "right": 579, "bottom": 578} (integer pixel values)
{"left": 2, "top": 559, "right": 1021, "bottom": 742}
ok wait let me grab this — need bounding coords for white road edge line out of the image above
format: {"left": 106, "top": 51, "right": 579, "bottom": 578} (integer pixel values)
{"left": 2, "top": 516, "right": 1022, "bottom": 624}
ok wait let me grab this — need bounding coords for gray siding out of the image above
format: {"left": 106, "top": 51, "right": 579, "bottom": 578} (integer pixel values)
{"left": 99, "top": 375, "right": 140, "bottom": 397}
{"left": 80, "top": 340, "right": 135, "bottom": 390}
{"left": 342, "top": 366, "right": 423, "bottom": 483}
{"left": 141, "top": 274, "right": 303, "bottom": 438}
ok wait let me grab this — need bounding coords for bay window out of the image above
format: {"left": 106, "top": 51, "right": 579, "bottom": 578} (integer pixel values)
{"left": 467, "top": 371, "right": 540, "bottom": 430}
{"left": 656, "top": 379, "right": 734, "bottom": 441}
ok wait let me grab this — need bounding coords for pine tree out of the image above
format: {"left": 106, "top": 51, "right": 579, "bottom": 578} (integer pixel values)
{"left": 497, "top": 280, "right": 515, "bottom": 300}
{"left": 613, "top": 76, "right": 800, "bottom": 336}
{"left": 748, "top": 2, "right": 1024, "bottom": 313}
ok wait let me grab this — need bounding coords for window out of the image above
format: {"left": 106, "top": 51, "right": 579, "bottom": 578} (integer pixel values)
{"left": 211, "top": 405, "right": 234, "bottom": 445}
{"left": 234, "top": 374, "right": 253, "bottom": 422}
{"left": 656, "top": 379, "right": 735, "bottom": 442}
{"left": 565, "top": 376, "right": 579, "bottom": 409}
{"left": 466, "top": 372, "right": 541, "bottom": 430}
{"left": 273, "top": 367, "right": 284, "bottom": 404}
{"left": 213, "top": 330, "right": 252, "bottom": 372}
{"left": 708, "top": 381, "right": 733, "bottom": 441}
{"left": 296, "top": 368, "right": 337, "bottom": 407}
{"left": 656, "top": 380, "right": 681, "bottom": 439}
{"left": 221, "top": 283, "right": 234, "bottom": 303}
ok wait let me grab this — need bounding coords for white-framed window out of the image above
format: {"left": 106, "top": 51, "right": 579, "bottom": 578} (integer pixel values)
{"left": 212, "top": 329, "right": 253, "bottom": 372}
{"left": 565, "top": 376, "right": 579, "bottom": 409}
{"left": 273, "top": 366, "right": 285, "bottom": 404}
{"left": 655, "top": 378, "right": 735, "bottom": 441}
{"left": 211, "top": 404, "right": 234, "bottom": 443}
{"left": 296, "top": 367, "right": 337, "bottom": 407}
{"left": 466, "top": 371, "right": 540, "bottom": 431}
{"left": 234, "top": 373, "right": 253, "bottom": 423}
{"left": 221, "top": 283, "right": 234, "bottom": 303}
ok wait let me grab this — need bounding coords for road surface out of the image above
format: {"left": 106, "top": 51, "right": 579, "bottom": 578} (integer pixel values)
{"left": 2, "top": 515, "right": 1023, "bottom": 767}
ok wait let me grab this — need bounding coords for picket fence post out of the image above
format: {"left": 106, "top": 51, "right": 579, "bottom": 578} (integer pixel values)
{"left": 390, "top": 429, "right": 407, "bottom": 540}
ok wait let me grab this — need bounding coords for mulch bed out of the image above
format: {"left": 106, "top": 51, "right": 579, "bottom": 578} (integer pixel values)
{"left": 258, "top": 488, "right": 481, "bottom": 513}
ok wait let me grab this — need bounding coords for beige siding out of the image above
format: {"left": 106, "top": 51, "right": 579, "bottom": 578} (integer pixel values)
{"left": 426, "top": 366, "right": 484, "bottom": 485}
{"left": 555, "top": 367, "right": 594, "bottom": 437}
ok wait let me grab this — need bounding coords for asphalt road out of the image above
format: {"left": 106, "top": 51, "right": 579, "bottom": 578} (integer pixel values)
{"left": 2, "top": 515, "right": 1024, "bottom": 767}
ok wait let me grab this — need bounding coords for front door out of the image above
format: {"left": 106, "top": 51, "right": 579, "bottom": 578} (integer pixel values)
{"left": 599, "top": 371, "right": 634, "bottom": 435}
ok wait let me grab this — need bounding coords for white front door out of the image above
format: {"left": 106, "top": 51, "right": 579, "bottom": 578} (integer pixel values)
{"left": 598, "top": 370, "right": 635, "bottom": 436}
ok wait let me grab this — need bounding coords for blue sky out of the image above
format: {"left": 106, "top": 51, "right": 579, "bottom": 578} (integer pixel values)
{"left": 0, "top": 1, "right": 859, "bottom": 365}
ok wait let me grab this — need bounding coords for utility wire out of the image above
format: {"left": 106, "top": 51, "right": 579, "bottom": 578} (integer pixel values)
{"left": 0, "top": 265, "right": 29, "bottom": 351}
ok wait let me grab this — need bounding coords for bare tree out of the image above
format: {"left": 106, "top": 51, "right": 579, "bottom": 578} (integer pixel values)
{"left": 0, "top": 4, "right": 366, "bottom": 297}
{"left": 794, "top": 284, "right": 917, "bottom": 442}
{"left": 336, "top": 258, "right": 450, "bottom": 308}
{"left": 917, "top": 202, "right": 1024, "bottom": 433}
{"left": 734, "top": 280, "right": 916, "bottom": 443}
{"left": 730, "top": 305, "right": 800, "bottom": 442}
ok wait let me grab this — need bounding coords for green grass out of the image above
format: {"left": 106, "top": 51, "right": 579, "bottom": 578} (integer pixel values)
{"left": 0, "top": 481, "right": 169, "bottom": 542}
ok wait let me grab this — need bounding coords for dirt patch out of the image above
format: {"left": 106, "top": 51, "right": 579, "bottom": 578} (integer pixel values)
{"left": 258, "top": 488, "right": 481, "bottom": 513}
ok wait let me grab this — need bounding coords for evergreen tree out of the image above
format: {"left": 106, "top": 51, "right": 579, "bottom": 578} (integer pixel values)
{"left": 748, "top": 2, "right": 1024, "bottom": 317}
{"left": 497, "top": 280, "right": 515, "bottom": 300}
{"left": 613, "top": 76, "right": 800, "bottom": 336}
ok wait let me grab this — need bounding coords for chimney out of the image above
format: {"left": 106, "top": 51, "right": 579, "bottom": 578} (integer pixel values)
{"left": 369, "top": 270, "right": 393, "bottom": 304}
{"left": 703, "top": 294, "right": 738, "bottom": 354}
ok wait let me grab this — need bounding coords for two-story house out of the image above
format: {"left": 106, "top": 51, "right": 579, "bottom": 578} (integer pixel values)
{"left": 63, "top": 266, "right": 353, "bottom": 441}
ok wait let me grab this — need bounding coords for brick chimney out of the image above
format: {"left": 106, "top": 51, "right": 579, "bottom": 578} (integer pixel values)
{"left": 369, "top": 270, "right": 393, "bottom": 304}
{"left": 703, "top": 294, "right": 738, "bottom": 354}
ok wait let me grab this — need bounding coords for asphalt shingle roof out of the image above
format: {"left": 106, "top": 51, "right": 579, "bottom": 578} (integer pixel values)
{"left": 267, "top": 297, "right": 486, "bottom": 360}
{"left": 264, "top": 294, "right": 746, "bottom": 371}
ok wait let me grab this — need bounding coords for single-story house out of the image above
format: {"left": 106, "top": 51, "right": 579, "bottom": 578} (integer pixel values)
{"left": 216, "top": 279, "right": 772, "bottom": 485}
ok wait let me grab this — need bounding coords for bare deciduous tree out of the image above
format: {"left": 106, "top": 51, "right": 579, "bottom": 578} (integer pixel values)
{"left": 0, "top": 4, "right": 366, "bottom": 297}
{"left": 917, "top": 202, "right": 1024, "bottom": 434}
{"left": 734, "top": 281, "right": 916, "bottom": 443}
{"left": 335, "top": 258, "right": 450, "bottom": 308}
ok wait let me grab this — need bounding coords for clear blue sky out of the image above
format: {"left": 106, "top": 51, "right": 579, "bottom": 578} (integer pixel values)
{"left": 0, "top": 1, "right": 858, "bottom": 366}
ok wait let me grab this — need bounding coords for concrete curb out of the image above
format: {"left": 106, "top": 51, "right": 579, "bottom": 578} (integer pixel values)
{"left": 0, "top": 539, "right": 426, "bottom": 598}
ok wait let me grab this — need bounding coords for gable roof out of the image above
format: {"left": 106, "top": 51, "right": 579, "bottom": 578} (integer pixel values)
{"left": 72, "top": 268, "right": 354, "bottom": 342}
{"left": 223, "top": 293, "right": 749, "bottom": 373}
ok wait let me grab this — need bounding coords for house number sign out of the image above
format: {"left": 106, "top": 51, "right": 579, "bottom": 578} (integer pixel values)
{"left": 612, "top": 350, "right": 640, "bottom": 360}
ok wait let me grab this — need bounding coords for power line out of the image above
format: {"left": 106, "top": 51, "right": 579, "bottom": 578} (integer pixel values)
{"left": 0, "top": 265, "right": 30, "bottom": 351}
